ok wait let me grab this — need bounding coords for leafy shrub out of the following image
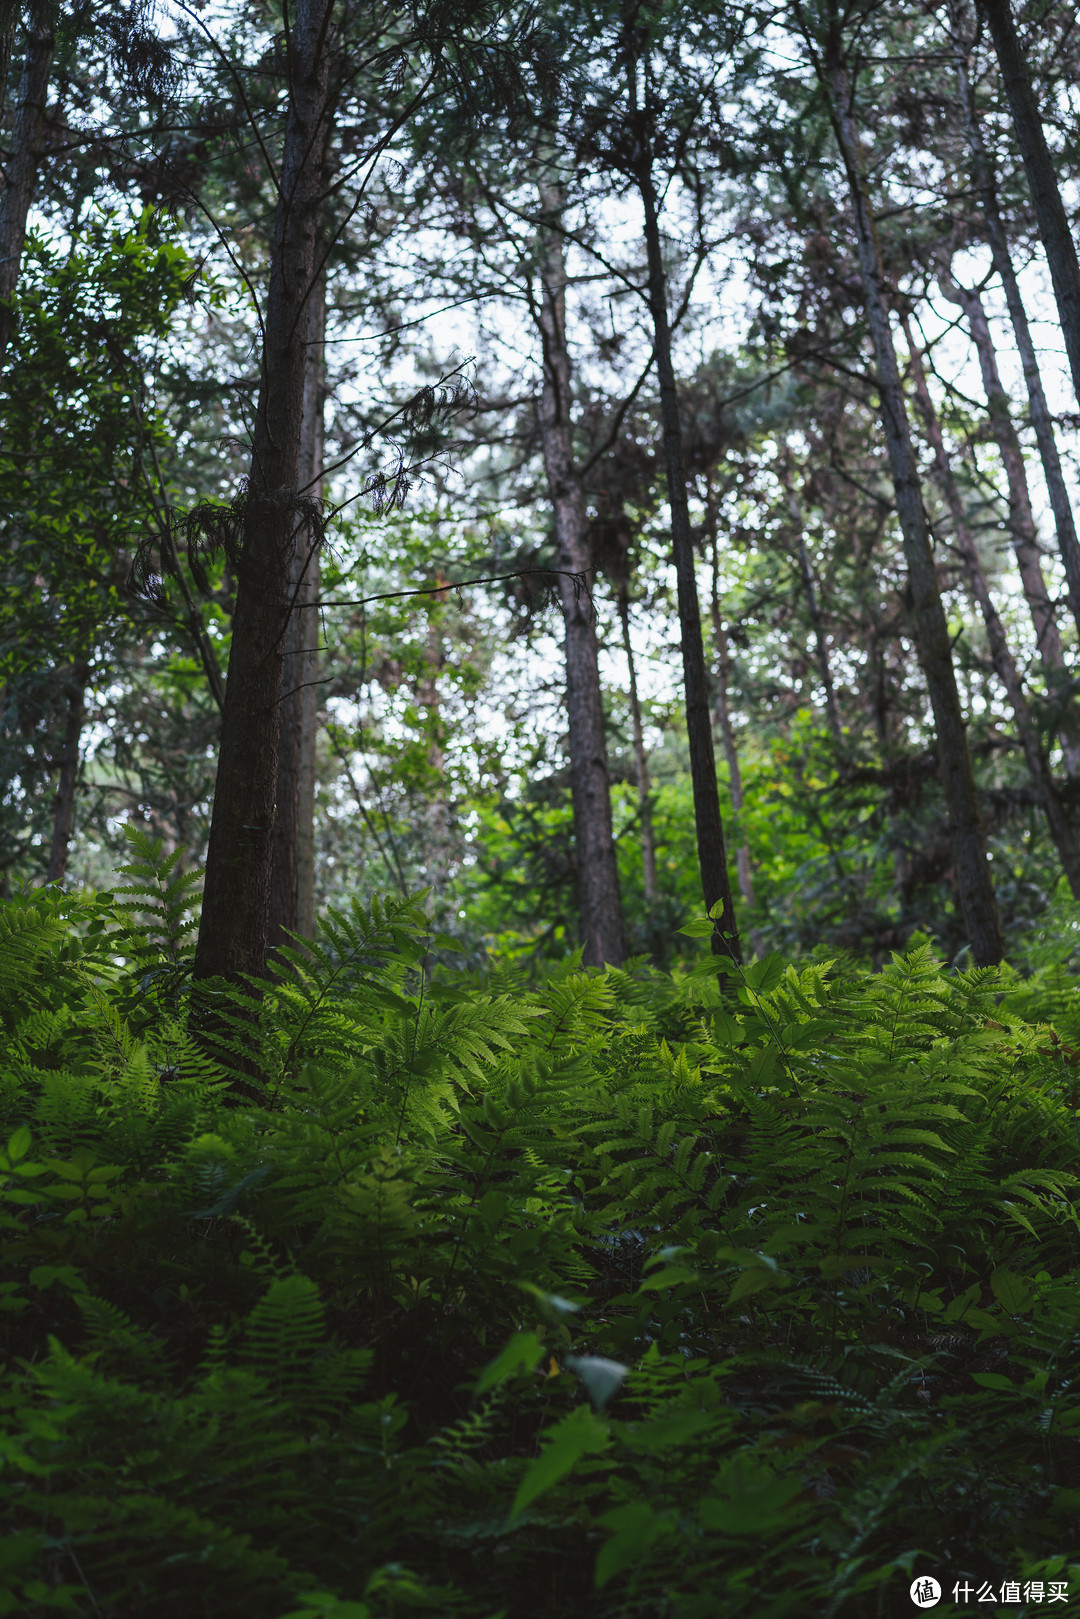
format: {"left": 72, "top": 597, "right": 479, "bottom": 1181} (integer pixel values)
{"left": 1, "top": 831, "right": 1078, "bottom": 1616}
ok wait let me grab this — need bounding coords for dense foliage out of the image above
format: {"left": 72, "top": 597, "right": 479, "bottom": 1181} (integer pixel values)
{"left": 2, "top": 834, "right": 1079, "bottom": 1616}
{"left": 6, "top": 0, "right": 1080, "bottom": 968}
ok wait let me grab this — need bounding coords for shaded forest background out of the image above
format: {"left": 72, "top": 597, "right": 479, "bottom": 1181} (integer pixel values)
{"left": 6, "top": 0, "right": 1080, "bottom": 976}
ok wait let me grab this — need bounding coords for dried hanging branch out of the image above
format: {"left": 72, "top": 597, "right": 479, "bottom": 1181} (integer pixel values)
{"left": 128, "top": 482, "right": 328, "bottom": 606}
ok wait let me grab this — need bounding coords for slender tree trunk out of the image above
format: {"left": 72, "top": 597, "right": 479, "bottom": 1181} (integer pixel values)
{"left": 0, "top": 0, "right": 55, "bottom": 365}
{"left": 778, "top": 463, "right": 844, "bottom": 752}
{"left": 938, "top": 270, "right": 1080, "bottom": 774}
{"left": 194, "top": 0, "right": 333, "bottom": 986}
{"left": 269, "top": 269, "right": 325, "bottom": 952}
{"left": 0, "top": 18, "right": 16, "bottom": 129}
{"left": 417, "top": 580, "right": 452, "bottom": 894}
{"left": 904, "top": 317, "right": 1080, "bottom": 896}
{"left": 627, "top": 94, "right": 739, "bottom": 959}
{"left": 939, "top": 274, "right": 1060, "bottom": 656}
{"left": 295, "top": 300, "right": 323, "bottom": 942}
{"left": 536, "top": 182, "right": 625, "bottom": 966}
{"left": 711, "top": 616, "right": 754, "bottom": 909}
{"left": 823, "top": 54, "right": 1003, "bottom": 964}
{"left": 616, "top": 588, "right": 659, "bottom": 908}
{"left": 45, "top": 662, "right": 88, "bottom": 885}
{"left": 977, "top": 0, "right": 1080, "bottom": 410}
{"left": 296, "top": 634, "right": 319, "bottom": 938}
{"left": 704, "top": 517, "right": 754, "bottom": 906}
{"left": 795, "top": 532, "right": 844, "bottom": 752}
{"left": 952, "top": 9, "right": 1080, "bottom": 641}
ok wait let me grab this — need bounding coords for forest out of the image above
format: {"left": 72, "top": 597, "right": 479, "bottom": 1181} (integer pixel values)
{"left": 3, "top": 0, "right": 1080, "bottom": 1613}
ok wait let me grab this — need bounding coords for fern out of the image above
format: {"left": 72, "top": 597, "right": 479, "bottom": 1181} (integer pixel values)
{"left": 1, "top": 884, "right": 1079, "bottom": 1617}
{"left": 111, "top": 824, "right": 202, "bottom": 966}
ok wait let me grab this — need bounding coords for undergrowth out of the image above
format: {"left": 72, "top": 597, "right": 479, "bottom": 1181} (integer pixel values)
{"left": 1, "top": 829, "right": 1079, "bottom": 1617}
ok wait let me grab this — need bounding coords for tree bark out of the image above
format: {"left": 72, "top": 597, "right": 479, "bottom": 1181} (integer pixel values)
{"left": 825, "top": 56, "right": 1004, "bottom": 964}
{"left": 535, "top": 182, "right": 625, "bottom": 966}
{"left": 904, "top": 316, "right": 1080, "bottom": 897}
{"left": 296, "top": 609, "right": 319, "bottom": 938}
{"left": 794, "top": 531, "right": 844, "bottom": 752}
{"left": 952, "top": 10, "right": 1080, "bottom": 642}
{"left": 977, "top": 0, "right": 1080, "bottom": 411}
{"left": 616, "top": 587, "right": 659, "bottom": 909}
{"left": 938, "top": 269, "right": 1080, "bottom": 774}
{"left": 711, "top": 615, "right": 754, "bottom": 909}
{"left": 0, "top": 0, "right": 55, "bottom": 366}
{"left": 626, "top": 86, "right": 739, "bottom": 959}
{"left": 704, "top": 514, "right": 754, "bottom": 906}
{"left": 194, "top": 0, "right": 333, "bottom": 986}
{"left": 269, "top": 268, "right": 325, "bottom": 953}
{"left": 777, "top": 462, "right": 845, "bottom": 752}
{"left": 45, "top": 662, "right": 87, "bottom": 885}
{"left": 938, "top": 272, "right": 1058, "bottom": 650}
{"left": 0, "top": 17, "right": 15, "bottom": 128}
{"left": 415, "top": 577, "right": 452, "bottom": 896}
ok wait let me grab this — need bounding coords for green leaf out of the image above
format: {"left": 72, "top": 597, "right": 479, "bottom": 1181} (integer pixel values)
{"left": 744, "top": 953, "right": 785, "bottom": 994}
{"left": 698, "top": 1472, "right": 803, "bottom": 1535}
{"left": 943, "top": 1282, "right": 980, "bottom": 1323}
{"left": 991, "top": 1268, "right": 1033, "bottom": 1315}
{"left": 0, "top": 1532, "right": 40, "bottom": 1577}
{"left": 29, "top": 1265, "right": 87, "bottom": 1293}
{"left": 474, "top": 1331, "right": 545, "bottom": 1395}
{"left": 510, "top": 1405, "right": 610, "bottom": 1518}
{"left": 595, "top": 1502, "right": 670, "bottom": 1587}
{"left": 636, "top": 1265, "right": 699, "bottom": 1293}
{"left": 709, "top": 1010, "right": 743, "bottom": 1045}
{"left": 971, "top": 1373, "right": 1014, "bottom": 1391}
{"left": 279, "top": 1597, "right": 370, "bottom": 1619}
{"left": 620, "top": 1408, "right": 716, "bottom": 1451}
{"left": 516, "top": 1282, "right": 582, "bottom": 1321}
{"left": 818, "top": 1254, "right": 886, "bottom": 1280}
{"left": 678, "top": 917, "right": 715, "bottom": 938}
{"left": 727, "top": 1267, "right": 776, "bottom": 1303}
{"left": 6, "top": 1126, "right": 31, "bottom": 1163}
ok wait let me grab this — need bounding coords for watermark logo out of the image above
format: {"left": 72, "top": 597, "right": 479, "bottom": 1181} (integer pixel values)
{"left": 910, "top": 1576, "right": 1070, "bottom": 1605}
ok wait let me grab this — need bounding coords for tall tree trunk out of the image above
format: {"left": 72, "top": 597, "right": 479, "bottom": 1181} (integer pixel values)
{"left": 711, "top": 617, "right": 754, "bottom": 909}
{"left": 616, "top": 587, "right": 659, "bottom": 909}
{"left": 977, "top": 0, "right": 1080, "bottom": 410}
{"left": 705, "top": 514, "right": 753, "bottom": 906}
{"left": 626, "top": 77, "right": 739, "bottom": 959}
{"left": 45, "top": 661, "right": 87, "bottom": 885}
{"left": 938, "top": 269, "right": 1080, "bottom": 774}
{"left": 194, "top": 0, "right": 332, "bottom": 986}
{"left": 778, "top": 461, "right": 844, "bottom": 752}
{"left": 903, "top": 316, "right": 1080, "bottom": 896}
{"left": 0, "top": 0, "right": 55, "bottom": 365}
{"left": 536, "top": 182, "right": 625, "bottom": 966}
{"left": 937, "top": 271, "right": 1056, "bottom": 640}
{"left": 269, "top": 269, "right": 325, "bottom": 952}
{"left": 0, "top": 17, "right": 16, "bottom": 128}
{"left": 417, "top": 579, "right": 452, "bottom": 895}
{"left": 822, "top": 52, "right": 1003, "bottom": 964}
{"left": 952, "top": 7, "right": 1080, "bottom": 641}
{"left": 295, "top": 300, "right": 323, "bottom": 943}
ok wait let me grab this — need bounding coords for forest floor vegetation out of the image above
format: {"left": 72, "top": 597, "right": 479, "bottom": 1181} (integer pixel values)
{"left": 1, "top": 832, "right": 1079, "bottom": 1617}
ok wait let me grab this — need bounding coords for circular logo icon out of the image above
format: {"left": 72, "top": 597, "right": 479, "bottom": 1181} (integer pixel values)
{"left": 910, "top": 1577, "right": 941, "bottom": 1609}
